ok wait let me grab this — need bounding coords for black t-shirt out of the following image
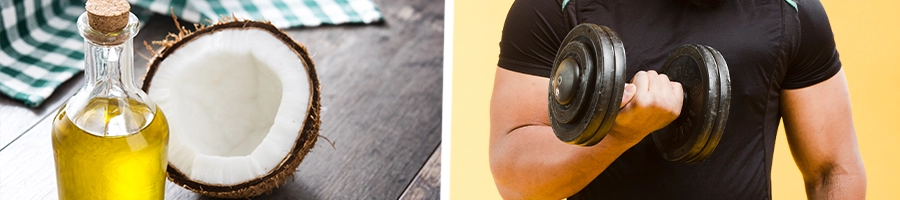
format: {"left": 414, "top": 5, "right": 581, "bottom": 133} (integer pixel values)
{"left": 497, "top": 0, "right": 841, "bottom": 199}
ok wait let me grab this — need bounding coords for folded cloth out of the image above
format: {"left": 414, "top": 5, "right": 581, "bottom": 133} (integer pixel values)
{"left": 0, "top": 0, "right": 383, "bottom": 107}
{"left": 0, "top": 0, "right": 85, "bottom": 107}
{"left": 130, "top": 0, "right": 384, "bottom": 28}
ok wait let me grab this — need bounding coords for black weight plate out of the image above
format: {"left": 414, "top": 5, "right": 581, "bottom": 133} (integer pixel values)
{"left": 549, "top": 24, "right": 616, "bottom": 145}
{"left": 551, "top": 42, "right": 593, "bottom": 124}
{"left": 683, "top": 45, "right": 731, "bottom": 164}
{"left": 653, "top": 44, "right": 720, "bottom": 163}
{"left": 588, "top": 25, "right": 626, "bottom": 146}
{"left": 573, "top": 24, "right": 618, "bottom": 146}
{"left": 575, "top": 25, "right": 621, "bottom": 146}
{"left": 549, "top": 38, "right": 596, "bottom": 143}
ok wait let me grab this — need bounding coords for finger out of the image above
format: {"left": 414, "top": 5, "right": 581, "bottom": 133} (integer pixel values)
{"left": 657, "top": 73, "right": 673, "bottom": 96}
{"left": 631, "top": 71, "right": 650, "bottom": 97}
{"left": 670, "top": 81, "right": 684, "bottom": 105}
{"left": 620, "top": 84, "right": 636, "bottom": 108}
{"left": 630, "top": 70, "right": 640, "bottom": 82}
{"left": 646, "top": 70, "right": 664, "bottom": 95}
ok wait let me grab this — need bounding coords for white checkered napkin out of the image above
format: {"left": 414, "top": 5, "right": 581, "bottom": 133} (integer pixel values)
{"left": 0, "top": 0, "right": 86, "bottom": 107}
{"left": 129, "top": 0, "right": 384, "bottom": 28}
{"left": 0, "top": 0, "right": 383, "bottom": 107}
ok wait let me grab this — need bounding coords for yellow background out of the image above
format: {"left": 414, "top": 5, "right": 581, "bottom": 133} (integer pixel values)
{"left": 450, "top": 0, "right": 900, "bottom": 199}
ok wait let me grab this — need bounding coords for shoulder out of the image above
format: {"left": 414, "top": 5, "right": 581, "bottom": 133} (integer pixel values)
{"left": 782, "top": 0, "right": 842, "bottom": 89}
{"left": 498, "top": 0, "right": 579, "bottom": 78}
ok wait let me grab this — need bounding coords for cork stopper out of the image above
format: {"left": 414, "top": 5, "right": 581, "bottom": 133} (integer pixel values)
{"left": 85, "top": 0, "right": 130, "bottom": 33}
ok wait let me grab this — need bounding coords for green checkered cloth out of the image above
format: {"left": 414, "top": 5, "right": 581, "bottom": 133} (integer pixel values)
{"left": 131, "top": 0, "right": 383, "bottom": 28}
{"left": 1, "top": 0, "right": 382, "bottom": 107}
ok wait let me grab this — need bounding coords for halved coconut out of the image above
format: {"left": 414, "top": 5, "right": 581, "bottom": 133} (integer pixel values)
{"left": 141, "top": 17, "right": 321, "bottom": 198}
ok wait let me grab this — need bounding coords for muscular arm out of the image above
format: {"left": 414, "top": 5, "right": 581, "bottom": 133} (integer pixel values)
{"left": 781, "top": 69, "right": 866, "bottom": 199}
{"left": 489, "top": 68, "right": 635, "bottom": 199}
{"left": 489, "top": 67, "right": 680, "bottom": 199}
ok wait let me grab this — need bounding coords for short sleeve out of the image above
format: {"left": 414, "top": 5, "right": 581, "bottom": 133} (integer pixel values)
{"left": 497, "top": 0, "right": 578, "bottom": 78}
{"left": 783, "top": 0, "right": 842, "bottom": 89}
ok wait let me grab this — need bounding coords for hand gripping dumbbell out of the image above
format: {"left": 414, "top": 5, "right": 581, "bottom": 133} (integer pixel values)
{"left": 548, "top": 23, "right": 731, "bottom": 164}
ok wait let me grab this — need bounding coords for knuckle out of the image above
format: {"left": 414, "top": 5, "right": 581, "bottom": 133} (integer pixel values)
{"left": 635, "top": 71, "right": 647, "bottom": 78}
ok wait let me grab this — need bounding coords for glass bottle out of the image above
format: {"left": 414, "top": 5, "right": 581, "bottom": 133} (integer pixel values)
{"left": 51, "top": 5, "right": 169, "bottom": 200}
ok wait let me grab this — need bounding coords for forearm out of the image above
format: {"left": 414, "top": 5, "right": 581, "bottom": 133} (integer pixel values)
{"left": 489, "top": 125, "right": 639, "bottom": 199}
{"left": 804, "top": 164, "right": 866, "bottom": 200}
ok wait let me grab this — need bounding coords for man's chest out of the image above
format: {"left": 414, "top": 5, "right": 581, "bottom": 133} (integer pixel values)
{"left": 572, "top": 0, "right": 791, "bottom": 100}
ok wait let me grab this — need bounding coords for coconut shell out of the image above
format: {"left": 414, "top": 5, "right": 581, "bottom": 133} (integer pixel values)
{"left": 141, "top": 17, "right": 321, "bottom": 199}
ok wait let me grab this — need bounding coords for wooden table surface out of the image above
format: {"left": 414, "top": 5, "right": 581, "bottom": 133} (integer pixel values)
{"left": 0, "top": 0, "right": 443, "bottom": 199}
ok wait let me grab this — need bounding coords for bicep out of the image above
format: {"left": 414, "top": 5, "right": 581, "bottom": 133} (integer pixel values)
{"left": 491, "top": 0, "right": 573, "bottom": 131}
{"left": 490, "top": 67, "right": 551, "bottom": 139}
{"left": 781, "top": 69, "right": 862, "bottom": 177}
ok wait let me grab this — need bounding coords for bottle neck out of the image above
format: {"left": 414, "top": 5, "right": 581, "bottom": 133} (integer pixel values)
{"left": 65, "top": 12, "right": 157, "bottom": 136}
{"left": 76, "top": 12, "right": 140, "bottom": 98}
{"left": 83, "top": 39, "right": 136, "bottom": 95}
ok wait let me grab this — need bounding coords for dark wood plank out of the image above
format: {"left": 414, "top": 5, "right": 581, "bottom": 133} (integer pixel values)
{"left": 0, "top": 0, "right": 443, "bottom": 198}
{"left": 400, "top": 144, "right": 441, "bottom": 200}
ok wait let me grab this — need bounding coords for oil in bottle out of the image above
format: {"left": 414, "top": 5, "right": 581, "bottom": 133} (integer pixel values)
{"left": 52, "top": 98, "right": 168, "bottom": 200}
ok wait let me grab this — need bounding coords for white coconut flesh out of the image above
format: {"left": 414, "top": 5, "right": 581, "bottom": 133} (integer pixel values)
{"left": 147, "top": 28, "right": 310, "bottom": 186}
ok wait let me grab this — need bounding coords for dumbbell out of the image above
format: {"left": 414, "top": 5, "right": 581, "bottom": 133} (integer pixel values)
{"left": 548, "top": 23, "right": 731, "bottom": 164}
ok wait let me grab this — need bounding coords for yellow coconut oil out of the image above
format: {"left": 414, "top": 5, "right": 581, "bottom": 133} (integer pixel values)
{"left": 52, "top": 98, "right": 168, "bottom": 200}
